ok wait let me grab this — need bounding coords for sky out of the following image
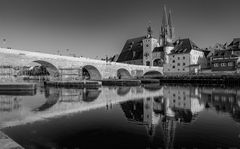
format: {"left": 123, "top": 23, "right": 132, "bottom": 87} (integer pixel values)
{"left": 0, "top": 0, "right": 239, "bottom": 59}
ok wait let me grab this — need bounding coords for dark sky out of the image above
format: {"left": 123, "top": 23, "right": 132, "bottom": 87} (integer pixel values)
{"left": 0, "top": 0, "right": 239, "bottom": 58}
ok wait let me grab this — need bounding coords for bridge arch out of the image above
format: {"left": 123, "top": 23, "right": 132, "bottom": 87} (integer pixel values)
{"left": 32, "top": 60, "right": 59, "bottom": 77}
{"left": 143, "top": 71, "right": 162, "bottom": 78}
{"left": 117, "top": 68, "right": 131, "bottom": 79}
{"left": 82, "top": 65, "right": 102, "bottom": 80}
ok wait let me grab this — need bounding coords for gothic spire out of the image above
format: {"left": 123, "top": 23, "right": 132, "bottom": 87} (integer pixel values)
{"left": 168, "top": 10, "right": 174, "bottom": 39}
{"left": 162, "top": 5, "right": 168, "bottom": 27}
{"left": 147, "top": 21, "right": 153, "bottom": 38}
{"left": 168, "top": 10, "right": 173, "bottom": 28}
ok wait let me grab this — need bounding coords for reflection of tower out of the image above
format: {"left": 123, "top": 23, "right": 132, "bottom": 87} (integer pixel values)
{"left": 144, "top": 96, "right": 165, "bottom": 138}
{"left": 142, "top": 95, "right": 177, "bottom": 149}
{"left": 160, "top": 95, "right": 177, "bottom": 149}
{"left": 162, "top": 118, "right": 177, "bottom": 149}
{"left": 143, "top": 97, "right": 155, "bottom": 137}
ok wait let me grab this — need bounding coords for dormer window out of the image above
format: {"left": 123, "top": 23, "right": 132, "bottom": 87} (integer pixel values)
{"left": 133, "top": 51, "right": 136, "bottom": 58}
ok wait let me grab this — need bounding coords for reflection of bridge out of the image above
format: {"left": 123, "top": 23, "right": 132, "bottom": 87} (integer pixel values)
{"left": 0, "top": 48, "right": 163, "bottom": 80}
{"left": 0, "top": 86, "right": 163, "bottom": 128}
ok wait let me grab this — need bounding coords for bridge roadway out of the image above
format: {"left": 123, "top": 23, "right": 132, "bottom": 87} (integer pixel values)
{"left": 0, "top": 86, "right": 163, "bottom": 129}
{"left": 0, "top": 48, "right": 163, "bottom": 80}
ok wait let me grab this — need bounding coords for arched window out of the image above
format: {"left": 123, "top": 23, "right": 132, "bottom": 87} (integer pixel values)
{"left": 153, "top": 59, "right": 163, "bottom": 67}
{"left": 146, "top": 61, "right": 150, "bottom": 66}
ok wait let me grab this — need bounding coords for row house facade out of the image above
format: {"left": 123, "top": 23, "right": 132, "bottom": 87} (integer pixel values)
{"left": 211, "top": 50, "right": 238, "bottom": 71}
{"left": 211, "top": 38, "right": 240, "bottom": 72}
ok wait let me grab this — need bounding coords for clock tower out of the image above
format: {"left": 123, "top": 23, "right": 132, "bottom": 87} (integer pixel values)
{"left": 143, "top": 25, "right": 159, "bottom": 66}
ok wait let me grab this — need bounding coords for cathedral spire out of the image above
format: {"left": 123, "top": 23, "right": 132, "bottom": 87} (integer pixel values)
{"left": 168, "top": 10, "right": 172, "bottom": 28}
{"left": 168, "top": 10, "right": 174, "bottom": 39}
{"left": 162, "top": 5, "right": 168, "bottom": 27}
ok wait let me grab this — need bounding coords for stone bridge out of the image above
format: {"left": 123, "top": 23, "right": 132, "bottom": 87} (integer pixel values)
{"left": 0, "top": 48, "right": 163, "bottom": 80}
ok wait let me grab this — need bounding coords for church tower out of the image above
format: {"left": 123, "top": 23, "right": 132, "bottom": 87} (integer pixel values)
{"left": 159, "top": 5, "right": 175, "bottom": 64}
{"left": 168, "top": 10, "right": 175, "bottom": 40}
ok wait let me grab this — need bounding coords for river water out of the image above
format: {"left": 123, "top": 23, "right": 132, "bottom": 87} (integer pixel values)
{"left": 0, "top": 83, "right": 240, "bottom": 149}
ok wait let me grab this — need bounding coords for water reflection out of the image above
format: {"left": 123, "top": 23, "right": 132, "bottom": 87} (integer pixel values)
{"left": 121, "top": 85, "right": 240, "bottom": 148}
{"left": 0, "top": 85, "right": 240, "bottom": 148}
{"left": 0, "top": 86, "right": 162, "bottom": 128}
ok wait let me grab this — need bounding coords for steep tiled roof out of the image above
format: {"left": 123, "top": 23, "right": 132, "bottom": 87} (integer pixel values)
{"left": 169, "top": 38, "right": 200, "bottom": 55}
{"left": 117, "top": 36, "right": 146, "bottom": 62}
{"left": 227, "top": 38, "right": 240, "bottom": 50}
{"left": 213, "top": 50, "right": 238, "bottom": 58}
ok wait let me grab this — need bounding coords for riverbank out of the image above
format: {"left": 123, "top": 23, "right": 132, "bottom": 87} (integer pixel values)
{"left": 0, "top": 131, "right": 24, "bottom": 149}
{"left": 156, "top": 75, "right": 240, "bottom": 86}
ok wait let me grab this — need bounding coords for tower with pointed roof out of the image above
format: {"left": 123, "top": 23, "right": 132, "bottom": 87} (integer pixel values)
{"left": 159, "top": 5, "right": 175, "bottom": 64}
{"left": 143, "top": 24, "right": 159, "bottom": 66}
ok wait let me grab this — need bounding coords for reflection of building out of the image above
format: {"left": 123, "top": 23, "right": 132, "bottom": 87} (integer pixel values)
{"left": 117, "top": 6, "right": 175, "bottom": 67}
{"left": 121, "top": 86, "right": 206, "bottom": 148}
{"left": 200, "top": 87, "right": 240, "bottom": 123}
{"left": 163, "top": 86, "right": 204, "bottom": 120}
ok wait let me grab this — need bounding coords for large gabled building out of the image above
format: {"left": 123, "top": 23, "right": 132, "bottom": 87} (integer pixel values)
{"left": 116, "top": 36, "right": 146, "bottom": 65}
{"left": 163, "top": 38, "right": 207, "bottom": 75}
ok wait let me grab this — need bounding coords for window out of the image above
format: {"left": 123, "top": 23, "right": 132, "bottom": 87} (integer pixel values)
{"left": 183, "top": 56, "right": 185, "bottom": 60}
{"left": 183, "top": 63, "right": 186, "bottom": 66}
{"left": 183, "top": 68, "right": 185, "bottom": 71}
{"left": 172, "top": 60, "right": 175, "bottom": 63}
{"left": 172, "top": 65, "right": 175, "bottom": 69}
{"left": 178, "top": 69, "right": 180, "bottom": 71}
{"left": 177, "top": 63, "right": 180, "bottom": 66}
{"left": 178, "top": 57, "right": 180, "bottom": 60}
{"left": 221, "top": 63, "right": 226, "bottom": 67}
{"left": 228, "top": 62, "right": 233, "bottom": 66}
{"left": 133, "top": 51, "right": 136, "bottom": 58}
{"left": 214, "top": 63, "right": 219, "bottom": 67}
{"left": 146, "top": 61, "right": 150, "bottom": 66}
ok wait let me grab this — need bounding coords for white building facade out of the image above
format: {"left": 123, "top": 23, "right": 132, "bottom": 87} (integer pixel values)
{"left": 164, "top": 39, "right": 207, "bottom": 75}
